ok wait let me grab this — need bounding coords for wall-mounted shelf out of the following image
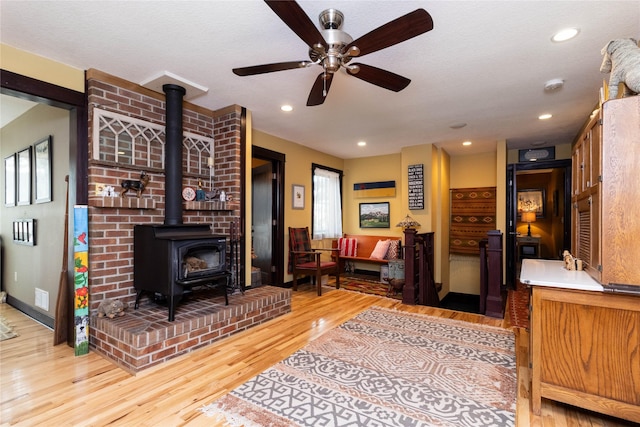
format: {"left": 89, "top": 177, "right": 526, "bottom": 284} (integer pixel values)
{"left": 91, "top": 197, "right": 157, "bottom": 210}
{"left": 184, "top": 201, "right": 233, "bottom": 211}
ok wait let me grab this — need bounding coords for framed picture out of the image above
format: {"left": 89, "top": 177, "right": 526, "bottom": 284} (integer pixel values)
{"left": 292, "top": 184, "right": 304, "bottom": 209}
{"left": 359, "top": 202, "right": 390, "bottom": 228}
{"left": 4, "top": 154, "right": 16, "bottom": 207}
{"left": 16, "top": 147, "right": 32, "bottom": 206}
{"left": 34, "top": 136, "right": 52, "bottom": 203}
{"left": 517, "top": 188, "right": 545, "bottom": 218}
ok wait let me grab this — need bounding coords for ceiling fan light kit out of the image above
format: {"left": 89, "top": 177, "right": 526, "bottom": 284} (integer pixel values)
{"left": 232, "top": 0, "right": 434, "bottom": 106}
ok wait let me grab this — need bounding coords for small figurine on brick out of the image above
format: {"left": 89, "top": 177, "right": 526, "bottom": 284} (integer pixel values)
{"left": 97, "top": 299, "right": 126, "bottom": 319}
{"left": 121, "top": 171, "right": 150, "bottom": 198}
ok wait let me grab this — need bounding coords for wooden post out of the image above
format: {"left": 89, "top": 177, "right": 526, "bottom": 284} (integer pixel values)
{"left": 485, "top": 230, "right": 504, "bottom": 318}
{"left": 402, "top": 229, "right": 417, "bottom": 304}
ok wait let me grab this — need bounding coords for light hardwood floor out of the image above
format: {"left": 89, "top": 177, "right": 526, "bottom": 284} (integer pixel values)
{"left": 0, "top": 286, "right": 635, "bottom": 426}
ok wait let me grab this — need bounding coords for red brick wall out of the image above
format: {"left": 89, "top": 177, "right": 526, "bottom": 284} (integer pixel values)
{"left": 86, "top": 70, "right": 242, "bottom": 313}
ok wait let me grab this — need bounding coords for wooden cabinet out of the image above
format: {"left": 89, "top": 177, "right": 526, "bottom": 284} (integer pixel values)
{"left": 530, "top": 285, "right": 640, "bottom": 423}
{"left": 571, "top": 96, "right": 640, "bottom": 289}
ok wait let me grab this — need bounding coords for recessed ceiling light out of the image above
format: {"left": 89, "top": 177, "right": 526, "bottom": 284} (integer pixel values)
{"left": 281, "top": 105, "right": 293, "bottom": 112}
{"left": 538, "top": 113, "right": 552, "bottom": 120}
{"left": 357, "top": 141, "right": 367, "bottom": 147}
{"left": 551, "top": 27, "right": 579, "bottom": 42}
{"left": 462, "top": 141, "right": 472, "bottom": 146}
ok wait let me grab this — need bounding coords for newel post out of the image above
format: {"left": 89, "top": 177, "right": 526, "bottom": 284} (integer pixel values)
{"left": 402, "top": 229, "right": 417, "bottom": 304}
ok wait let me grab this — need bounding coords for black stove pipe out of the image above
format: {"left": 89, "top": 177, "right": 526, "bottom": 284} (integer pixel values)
{"left": 163, "top": 84, "right": 186, "bottom": 225}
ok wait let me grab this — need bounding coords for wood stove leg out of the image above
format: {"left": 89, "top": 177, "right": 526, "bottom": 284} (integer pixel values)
{"left": 134, "top": 290, "right": 145, "bottom": 309}
{"left": 168, "top": 296, "right": 178, "bottom": 322}
{"left": 224, "top": 275, "right": 229, "bottom": 305}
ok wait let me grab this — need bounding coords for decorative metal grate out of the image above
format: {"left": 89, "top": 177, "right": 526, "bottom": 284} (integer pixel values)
{"left": 92, "top": 108, "right": 214, "bottom": 175}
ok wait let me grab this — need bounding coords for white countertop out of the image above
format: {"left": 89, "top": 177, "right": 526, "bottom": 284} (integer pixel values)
{"left": 520, "top": 259, "right": 604, "bottom": 292}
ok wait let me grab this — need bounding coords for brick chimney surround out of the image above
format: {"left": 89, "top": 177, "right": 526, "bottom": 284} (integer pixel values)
{"left": 85, "top": 69, "right": 290, "bottom": 372}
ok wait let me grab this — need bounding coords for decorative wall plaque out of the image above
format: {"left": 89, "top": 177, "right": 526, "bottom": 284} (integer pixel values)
{"left": 408, "top": 164, "right": 424, "bottom": 210}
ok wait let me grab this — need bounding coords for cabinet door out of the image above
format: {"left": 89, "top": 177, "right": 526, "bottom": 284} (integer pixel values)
{"left": 571, "top": 140, "right": 582, "bottom": 198}
{"left": 589, "top": 117, "right": 601, "bottom": 191}
{"left": 601, "top": 96, "right": 640, "bottom": 287}
{"left": 581, "top": 129, "right": 591, "bottom": 193}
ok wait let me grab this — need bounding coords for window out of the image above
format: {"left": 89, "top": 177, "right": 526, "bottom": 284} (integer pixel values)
{"left": 312, "top": 164, "right": 343, "bottom": 239}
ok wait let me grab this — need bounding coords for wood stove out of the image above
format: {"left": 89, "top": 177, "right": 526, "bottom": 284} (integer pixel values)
{"left": 133, "top": 224, "right": 229, "bottom": 321}
{"left": 132, "top": 84, "right": 230, "bottom": 321}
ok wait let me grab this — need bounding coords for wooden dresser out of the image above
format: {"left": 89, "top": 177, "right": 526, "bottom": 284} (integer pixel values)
{"left": 572, "top": 95, "right": 640, "bottom": 290}
{"left": 521, "top": 259, "right": 640, "bottom": 423}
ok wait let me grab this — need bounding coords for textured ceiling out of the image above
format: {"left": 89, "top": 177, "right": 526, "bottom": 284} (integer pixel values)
{"left": 1, "top": 1, "right": 638, "bottom": 158}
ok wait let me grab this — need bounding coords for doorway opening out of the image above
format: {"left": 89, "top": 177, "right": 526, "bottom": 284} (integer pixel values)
{"left": 251, "top": 146, "right": 285, "bottom": 287}
{"left": 506, "top": 159, "right": 572, "bottom": 288}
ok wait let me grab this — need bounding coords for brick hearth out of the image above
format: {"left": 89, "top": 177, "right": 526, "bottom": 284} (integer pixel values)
{"left": 91, "top": 286, "right": 291, "bottom": 373}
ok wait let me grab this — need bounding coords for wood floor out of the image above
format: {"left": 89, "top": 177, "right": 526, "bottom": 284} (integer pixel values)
{"left": 1, "top": 285, "right": 635, "bottom": 426}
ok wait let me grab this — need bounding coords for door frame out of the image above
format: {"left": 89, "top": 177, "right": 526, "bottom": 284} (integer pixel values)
{"left": 251, "top": 146, "right": 285, "bottom": 286}
{"left": 506, "top": 158, "right": 572, "bottom": 289}
{"left": 1, "top": 69, "right": 87, "bottom": 345}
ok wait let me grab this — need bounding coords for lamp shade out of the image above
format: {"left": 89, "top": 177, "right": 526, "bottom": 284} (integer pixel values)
{"left": 521, "top": 211, "right": 536, "bottom": 223}
{"left": 396, "top": 214, "right": 421, "bottom": 229}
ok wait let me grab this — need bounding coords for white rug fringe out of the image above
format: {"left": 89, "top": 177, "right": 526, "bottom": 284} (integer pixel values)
{"left": 198, "top": 402, "right": 262, "bottom": 427}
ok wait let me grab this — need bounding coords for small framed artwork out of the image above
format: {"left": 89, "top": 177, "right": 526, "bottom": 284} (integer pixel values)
{"left": 4, "top": 154, "right": 16, "bottom": 207}
{"left": 517, "top": 188, "right": 545, "bottom": 218}
{"left": 292, "top": 184, "right": 305, "bottom": 209}
{"left": 34, "top": 136, "right": 52, "bottom": 203}
{"left": 17, "top": 147, "right": 32, "bottom": 206}
{"left": 359, "top": 202, "right": 390, "bottom": 228}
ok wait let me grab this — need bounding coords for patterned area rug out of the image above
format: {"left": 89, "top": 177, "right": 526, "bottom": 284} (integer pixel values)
{"left": 508, "top": 281, "right": 530, "bottom": 329}
{"left": 200, "top": 306, "right": 517, "bottom": 426}
{"left": 0, "top": 314, "right": 19, "bottom": 341}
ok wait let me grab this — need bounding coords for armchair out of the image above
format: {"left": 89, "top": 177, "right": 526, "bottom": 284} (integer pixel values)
{"left": 288, "top": 227, "right": 340, "bottom": 296}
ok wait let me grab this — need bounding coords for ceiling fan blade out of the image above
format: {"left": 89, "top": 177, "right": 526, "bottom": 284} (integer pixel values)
{"left": 265, "top": 0, "right": 327, "bottom": 49}
{"left": 233, "top": 61, "right": 311, "bottom": 76}
{"left": 345, "top": 9, "right": 433, "bottom": 57}
{"left": 307, "top": 72, "right": 334, "bottom": 106}
{"left": 346, "top": 63, "right": 410, "bottom": 92}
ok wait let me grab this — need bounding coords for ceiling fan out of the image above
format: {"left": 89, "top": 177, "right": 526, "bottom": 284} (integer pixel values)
{"left": 232, "top": 1, "right": 434, "bottom": 106}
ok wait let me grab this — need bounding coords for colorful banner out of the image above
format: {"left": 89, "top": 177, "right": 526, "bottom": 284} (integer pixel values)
{"left": 73, "top": 205, "right": 89, "bottom": 356}
{"left": 353, "top": 181, "right": 396, "bottom": 198}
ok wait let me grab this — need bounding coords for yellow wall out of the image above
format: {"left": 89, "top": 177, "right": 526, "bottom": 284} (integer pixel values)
{"left": 252, "top": 129, "right": 344, "bottom": 282}
{"left": 343, "top": 154, "right": 402, "bottom": 236}
{"left": 448, "top": 148, "right": 506, "bottom": 295}
{"left": 1, "top": 44, "right": 85, "bottom": 92}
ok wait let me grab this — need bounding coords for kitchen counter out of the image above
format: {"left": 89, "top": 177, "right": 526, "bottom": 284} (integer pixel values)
{"left": 520, "top": 259, "right": 603, "bottom": 291}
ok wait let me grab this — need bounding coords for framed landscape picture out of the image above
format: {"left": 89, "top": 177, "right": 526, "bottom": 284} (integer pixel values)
{"left": 359, "top": 202, "right": 390, "bottom": 228}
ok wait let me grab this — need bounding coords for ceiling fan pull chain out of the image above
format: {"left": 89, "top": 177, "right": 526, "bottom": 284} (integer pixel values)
{"left": 323, "top": 71, "right": 327, "bottom": 96}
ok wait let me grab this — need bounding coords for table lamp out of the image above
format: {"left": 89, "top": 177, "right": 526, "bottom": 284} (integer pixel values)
{"left": 521, "top": 211, "right": 536, "bottom": 237}
{"left": 396, "top": 214, "right": 421, "bottom": 230}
